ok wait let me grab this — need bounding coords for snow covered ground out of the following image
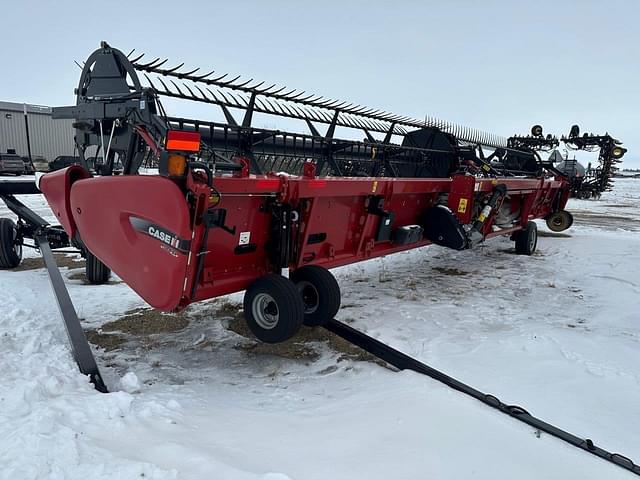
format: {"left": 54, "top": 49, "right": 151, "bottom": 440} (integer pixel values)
{"left": 1, "top": 177, "right": 639, "bottom": 479}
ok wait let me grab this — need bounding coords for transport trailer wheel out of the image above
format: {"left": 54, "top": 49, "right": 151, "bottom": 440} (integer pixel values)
{"left": 0, "top": 218, "right": 23, "bottom": 268}
{"left": 514, "top": 221, "right": 537, "bottom": 255}
{"left": 290, "top": 265, "right": 341, "bottom": 327}
{"left": 85, "top": 249, "right": 111, "bottom": 284}
{"left": 545, "top": 210, "right": 574, "bottom": 232}
{"left": 244, "top": 274, "right": 304, "bottom": 343}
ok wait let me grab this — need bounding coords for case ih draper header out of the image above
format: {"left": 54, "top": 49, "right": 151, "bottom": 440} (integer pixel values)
{"left": 0, "top": 42, "right": 636, "bottom": 475}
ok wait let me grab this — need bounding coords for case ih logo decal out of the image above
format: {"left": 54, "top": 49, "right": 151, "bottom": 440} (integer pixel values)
{"left": 129, "top": 217, "right": 191, "bottom": 254}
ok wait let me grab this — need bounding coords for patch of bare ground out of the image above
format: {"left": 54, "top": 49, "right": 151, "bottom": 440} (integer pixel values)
{"left": 101, "top": 307, "right": 189, "bottom": 335}
{"left": 85, "top": 330, "right": 127, "bottom": 351}
{"left": 67, "top": 271, "right": 121, "bottom": 285}
{"left": 87, "top": 299, "right": 384, "bottom": 367}
{"left": 12, "top": 254, "right": 84, "bottom": 271}
{"left": 227, "top": 314, "right": 385, "bottom": 365}
{"left": 432, "top": 266, "right": 472, "bottom": 276}
{"left": 537, "top": 231, "right": 572, "bottom": 238}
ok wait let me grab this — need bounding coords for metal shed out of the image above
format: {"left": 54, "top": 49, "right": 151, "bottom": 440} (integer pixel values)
{"left": 0, "top": 101, "right": 75, "bottom": 161}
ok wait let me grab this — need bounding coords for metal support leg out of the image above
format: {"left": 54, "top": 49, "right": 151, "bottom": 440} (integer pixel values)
{"left": 35, "top": 234, "right": 108, "bottom": 393}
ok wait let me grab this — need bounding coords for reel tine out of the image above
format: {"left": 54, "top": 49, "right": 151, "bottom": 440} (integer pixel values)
{"left": 194, "top": 70, "right": 215, "bottom": 81}
{"left": 218, "top": 75, "right": 242, "bottom": 87}
{"left": 234, "top": 78, "right": 255, "bottom": 89}
{"left": 157, "top": 76, "right": 171, "bottom": 93}
{"left": 321, "top": 99, "right": 342, "bottom": 109}
{"left": 288, "top": 90, "right": 306, "bottom": 100}
{"left": 335, "top": 101, "right": 353, "bottom": 110}
{"left": 163, "top": 62, "right": 185, "bottom": 75}
{"left": 209, "top": 73, "right": 230, "bottom": 82}
{"left": 349, "top": 105, "right": 368, "bottom": 114}
{"left": 169, "top": 79, "right": 185, "bottom": 96}
{"left": 205, "top": 87, "right": 221, "bottom": 103}
{"left": 126, "top": 48, "right": 135, "bottom": 58}
{"left": 248, "top": 81, "right": 266, "bottom": 90}
{"left": 136, "top": 57, "right": 163, "bottom": 69}
{"left": 296, "top": 93, "right": 316, "bottom": 102}
{"left": 226, "top": 91, "right": 243, "bottom": 107}
{"left": 269, "top": 85, "right": 288, "bottom": 95}
{"left": 179, "top": 67, "right": 200, "bottom": 77}
{"left": 194, "top": 84, "right": 209, "bottom": 101}
{"left": 255, "top": 97, "right": 270, "bottom": 112}
{"left": 217, "top": 89, "right": 232, "bottom": 105}
{"left": 236, "top": 93, "right": 250, "bottom": 108}
{"left": 291, "top": 104, "right": 306, "bottom": 118}
{"left": 182, "top": 82, "right": 198, "bottom": 100}
{"left": 280, "top": 103, "right": 297, "bottom": 117}
{"left": 130, "top": 52, "right": 145, "bottom": 64}
{"left": 143, "top": 73, "right": 158, "bottom": 91}
{"left": 256, "top": 83, "right": 277, "bottom": 94}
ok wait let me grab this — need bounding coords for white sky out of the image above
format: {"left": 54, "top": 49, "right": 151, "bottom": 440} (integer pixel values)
{"left": 2, "top": 0, "right": 638, "bottom": 167}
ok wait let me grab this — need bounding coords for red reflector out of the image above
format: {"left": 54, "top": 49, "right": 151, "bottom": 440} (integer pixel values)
{"left": 308, "top": 179, "right": 327, "bottom": 188}
{"left": 166, "top": 131, "right": 201, "bottom": 152}
{"left": 256, "top": 179, "right": 280, "bottom": 189}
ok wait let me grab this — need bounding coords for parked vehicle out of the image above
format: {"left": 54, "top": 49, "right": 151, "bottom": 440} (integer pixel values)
{"left": 92, "top": 156, "right": 123, "bottom": 175}
{"left": 49, "top": 156, "right": 80, "bottom": 172}
{"left": 0, "top": 153, "right": 25, "bottom": 175}
{"left": 21, "top": 157, "right": 35, "bottom": 174}
{"left": 31, "top": 156, "right": 50, "bottom": 172}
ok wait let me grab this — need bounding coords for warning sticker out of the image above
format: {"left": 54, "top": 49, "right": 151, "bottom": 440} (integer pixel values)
{"left": 239, "top": 231, "right": 251, "bottom": 245}
{"left": 457, "top": 198, "right": 468, "bottom": 213}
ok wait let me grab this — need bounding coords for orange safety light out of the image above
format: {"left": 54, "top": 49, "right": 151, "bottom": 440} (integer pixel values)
{"left": 167, "top": 154, "right": 187, "bottom": 177}
{"left": 166, "top": 131, "right": 201, "bottom": 152}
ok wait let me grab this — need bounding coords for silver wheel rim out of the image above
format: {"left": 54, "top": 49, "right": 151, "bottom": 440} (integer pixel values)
{"left": 529, "top": 227, "right": 537, "bottom": 251}
{"left": 550, "top": 213, "right": 566, "bottom": 231}
{"left": 12, "top": 227, "right": 21, "bottom": 258}
{"left": 297, "top": 281, "right": 319, "bottom": 314}
{"left": 252, "top": 293, "right": 279, "bottom": 330}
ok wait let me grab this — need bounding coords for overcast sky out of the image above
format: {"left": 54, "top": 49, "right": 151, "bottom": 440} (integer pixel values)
{"left": 2, "top": 0, "right": 638, "bottom": 167}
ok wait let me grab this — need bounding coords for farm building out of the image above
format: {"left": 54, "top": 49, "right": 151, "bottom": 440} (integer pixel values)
{"left": 0, "top": 100, "right": 75, "bottom": 160}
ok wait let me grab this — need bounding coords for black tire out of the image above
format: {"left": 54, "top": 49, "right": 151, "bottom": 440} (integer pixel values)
{"left": 545, "top": 210, "right": 574, "bottom": 232}
{"left": 290, "top": 265, "right": 341, "bottom": 326}
{"left": 514, "top": 221, "right": 537, "bottom": 255}
{"left": 85, "top": 249, "right": 111, "bottom": 284}
{"left": 244, "top": 274, "right": 304, "bottom": 343}
{"left": 0, "top": 218, "right": 22, "bottom": 268}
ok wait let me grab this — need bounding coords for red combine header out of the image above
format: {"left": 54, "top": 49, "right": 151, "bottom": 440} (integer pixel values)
{"left": 39, "top": 42, "right": 576, "bottom": 343}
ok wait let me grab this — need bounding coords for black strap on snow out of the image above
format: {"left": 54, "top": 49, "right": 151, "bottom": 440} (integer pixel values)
{"left": 36, "top": 234, "right": 108, "bottom": 393}
{"left": 324, "top": 319, "right": 639, "bottom": 477}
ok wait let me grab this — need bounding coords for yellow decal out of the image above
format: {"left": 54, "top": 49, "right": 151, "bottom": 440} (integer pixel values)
{"left": 209, "top": 191, "right": 221, "bottom": 206}
{"left": 372, "top": 180, "right": 378, "bottom": 193}
{"left": 478, "top": 213, "right": 486, "bottom": 222}
{"left": 457, "top": 198, "right": 468, "bottom": 213}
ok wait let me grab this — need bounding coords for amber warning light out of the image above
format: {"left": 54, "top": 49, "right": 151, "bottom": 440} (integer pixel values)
{"left": 166, "top": 131, "right": 201, "bottom": 152}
